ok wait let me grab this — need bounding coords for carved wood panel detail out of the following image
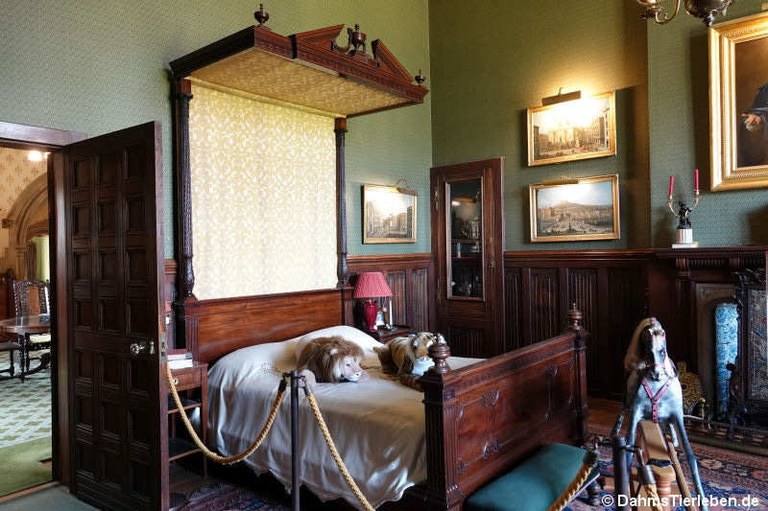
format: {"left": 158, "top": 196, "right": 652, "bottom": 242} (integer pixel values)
{"left": 530, "top": 268, "right": 559, "bottom": 342}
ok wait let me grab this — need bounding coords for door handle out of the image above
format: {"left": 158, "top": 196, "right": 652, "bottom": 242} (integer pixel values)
{"left": 129, "top": 340, "right": 155, "bottom": 356}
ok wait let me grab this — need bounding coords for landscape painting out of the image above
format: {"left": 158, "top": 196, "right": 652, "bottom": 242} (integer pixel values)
{"left": 529, "top": 174, "right": 620, "bottom": 242}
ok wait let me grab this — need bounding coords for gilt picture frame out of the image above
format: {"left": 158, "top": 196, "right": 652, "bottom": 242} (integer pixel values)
{"left": 362, "top": 184, "right": 417, "bottom": 244}
{"left": 527, "top": 91, "right": 616, "bottom": 166}
{"left": 529, "top": 174, "right": 620, "bottom": 243}
{"left": 710, "top": 11, "right": 768, "bottom": 191}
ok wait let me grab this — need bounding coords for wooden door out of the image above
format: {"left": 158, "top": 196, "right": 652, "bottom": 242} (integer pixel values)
{"left": 59, "top": 122, "right": 167, "bottom": 510}
{"left": 431, "top": 158, "right": 504, "bottom": 357}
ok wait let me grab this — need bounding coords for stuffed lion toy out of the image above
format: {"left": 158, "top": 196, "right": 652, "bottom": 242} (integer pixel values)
{"left": 375, "top": 332, "right": 441, "bottom": 389}
{"left": 296, "top": 336, "right": 365, "bottom": 389}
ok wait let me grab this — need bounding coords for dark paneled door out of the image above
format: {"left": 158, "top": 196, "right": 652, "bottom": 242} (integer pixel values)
{"left": 59, "top": 122, "right": 167, "bottom": 510}
{"left": 431, "top": 158, "right": 504, "bottom": 357}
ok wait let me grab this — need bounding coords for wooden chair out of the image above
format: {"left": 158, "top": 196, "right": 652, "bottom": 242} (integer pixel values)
{"left": 12, "top": 279, "right": 52, "bottom": 379}
{"left": 0, "top": 336, "right": 22, "bottom": 379}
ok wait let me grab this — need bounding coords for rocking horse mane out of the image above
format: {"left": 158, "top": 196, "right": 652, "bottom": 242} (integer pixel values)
{"left": 623, "top": 316, "right": 677, "bottom": 378}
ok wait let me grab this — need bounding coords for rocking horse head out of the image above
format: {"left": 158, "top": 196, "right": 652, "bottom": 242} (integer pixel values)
{"left": 623, "top": 317, "right": 676, "bottom": 382}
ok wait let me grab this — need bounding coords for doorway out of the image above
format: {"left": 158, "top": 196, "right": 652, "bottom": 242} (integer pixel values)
{"left": 0, "top": 121, "right": 86, "bottom": 501}
{"left": 0, "top": 145, "right": 53, "bottom": 498}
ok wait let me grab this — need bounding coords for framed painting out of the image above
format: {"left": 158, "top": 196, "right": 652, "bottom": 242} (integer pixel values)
{"left": 529, "top": 174, "right": 620, "bottom": 243}
{"left": 527, "top": 91, "right": 616, "bottom": 166}
{"left": 362, "top": 184, "right": 417, "bottom": 243}
{"left": 710, "top": 11, "right": 768, "bottom": 191}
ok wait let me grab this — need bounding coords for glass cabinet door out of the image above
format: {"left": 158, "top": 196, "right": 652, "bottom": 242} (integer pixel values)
{"left": 447, "top": 179, "right": 483, "bottom": 299}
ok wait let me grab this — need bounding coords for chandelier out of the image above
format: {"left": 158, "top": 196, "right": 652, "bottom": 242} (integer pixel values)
{"left": 636, "top": 0, "right": 736, "bottom": 26}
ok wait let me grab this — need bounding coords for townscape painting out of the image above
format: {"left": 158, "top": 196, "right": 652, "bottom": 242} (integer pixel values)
{"left": 527, "top": 91, "right": 616, "bottom": 166}
{"left": 529, "top": 174, "right": 620, "bottom": 243}
{"left": 363, "top": 184, "right": 417, "bottom": 243}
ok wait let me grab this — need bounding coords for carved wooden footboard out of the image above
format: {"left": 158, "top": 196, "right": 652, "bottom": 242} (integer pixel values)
{"left": 419, "top": 306, "right": 588, "bottom": 510}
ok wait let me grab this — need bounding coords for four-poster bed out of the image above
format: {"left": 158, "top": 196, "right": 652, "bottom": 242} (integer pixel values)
{"left": 168, "top": 9, "right": 588, "bottom": 510}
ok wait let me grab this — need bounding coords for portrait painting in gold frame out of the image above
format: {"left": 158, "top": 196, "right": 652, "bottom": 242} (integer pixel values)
{"left": 710, "top": 11, "right": 768, "bottom": 191}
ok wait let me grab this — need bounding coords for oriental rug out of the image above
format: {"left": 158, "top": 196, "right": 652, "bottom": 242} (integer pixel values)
{"left": 567, "top": 427, "right": 768, "bottom": 511}
{"left": 175, "top": 436, "right": 768, "bottom": 511}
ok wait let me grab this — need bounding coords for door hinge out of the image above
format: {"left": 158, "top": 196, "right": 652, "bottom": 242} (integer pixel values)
{"left": 432, "top": 188, "right": 439, "bottom": 211}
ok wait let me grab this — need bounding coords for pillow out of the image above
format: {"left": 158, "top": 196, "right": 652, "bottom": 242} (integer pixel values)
{"left": 214, "top": 340, "right": 297, "bottom": 376}
{"left": 294, "top": 325, "right": 383, "bottom": 368}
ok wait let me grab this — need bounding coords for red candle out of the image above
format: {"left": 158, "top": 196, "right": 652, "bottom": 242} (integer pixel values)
{"left": 694, "top": 168, "right": 699, "bottom": 193}
{"left": 668, "top": 175, "right": 675, "bottom": 198}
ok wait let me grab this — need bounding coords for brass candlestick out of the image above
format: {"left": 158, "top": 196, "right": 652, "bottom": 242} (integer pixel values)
{"left": 667, "top": 189, "right": 700, "bottom": 247}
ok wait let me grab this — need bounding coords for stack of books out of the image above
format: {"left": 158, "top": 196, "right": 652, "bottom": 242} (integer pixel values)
{"left": 168, "top": 352, "right": 194, "bottom": 369}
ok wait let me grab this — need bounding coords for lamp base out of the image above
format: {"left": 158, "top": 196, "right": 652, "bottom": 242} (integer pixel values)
{"left": 363, "top": 299, "right": 378, "bottom": 332}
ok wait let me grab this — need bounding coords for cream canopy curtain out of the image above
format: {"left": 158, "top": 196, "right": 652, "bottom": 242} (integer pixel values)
{"left": 189, "top": 83, "right": 337, "bottom": 299}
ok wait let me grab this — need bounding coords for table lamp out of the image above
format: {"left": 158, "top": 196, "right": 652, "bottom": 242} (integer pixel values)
{"left": 353, "top": 271, "right": 392, "bottom": 332}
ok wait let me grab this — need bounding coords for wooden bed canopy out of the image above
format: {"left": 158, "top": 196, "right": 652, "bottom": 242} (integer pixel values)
{"left": 168, "top": 6, "right": 428, "bottom": 355}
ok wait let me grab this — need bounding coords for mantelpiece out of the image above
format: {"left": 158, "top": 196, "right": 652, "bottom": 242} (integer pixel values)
{"left": 168, "top": 8, "right": 428, "bottom": 353}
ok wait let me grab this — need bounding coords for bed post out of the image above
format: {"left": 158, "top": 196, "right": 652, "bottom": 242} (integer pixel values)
{"left": 420, "top": 341, "right": 463, "bottom": 510}
{"left": 567, "top": 304, "right": 588, "bottom": 445}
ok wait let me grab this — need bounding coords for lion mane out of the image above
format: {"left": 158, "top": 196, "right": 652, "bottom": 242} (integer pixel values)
{"left": 296, "top": 336, "right": 364, "bottom": 387}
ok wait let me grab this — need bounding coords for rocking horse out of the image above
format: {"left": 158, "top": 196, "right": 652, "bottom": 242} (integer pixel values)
{"left": 612, "top": 317, "right": 708, "bottom": 511}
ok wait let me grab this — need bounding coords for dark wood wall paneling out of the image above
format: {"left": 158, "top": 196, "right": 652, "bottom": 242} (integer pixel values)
{"left": 347, "top": 253, "right": 434, "bottom": 333}
{"left": 505, "top": 250, "right": 652, "bottom": 398}
{"left": 163, "top": 246, "right": 764, "bottom": 398}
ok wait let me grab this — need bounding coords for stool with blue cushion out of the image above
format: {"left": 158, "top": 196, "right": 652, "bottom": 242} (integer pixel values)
{"left": 465, "top": 443, "right": 599, "bottom": 511}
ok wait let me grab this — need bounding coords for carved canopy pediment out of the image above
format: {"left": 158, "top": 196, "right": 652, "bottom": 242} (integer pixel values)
{"left": 169, "top": 22, "right": 427, "bottom": 117}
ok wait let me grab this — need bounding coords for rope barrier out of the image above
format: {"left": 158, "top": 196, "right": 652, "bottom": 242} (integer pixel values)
{"left": 305, "top": 391, "right": 376, "bottom": 511}
{"left": 166, "top": 365, "right": 286, "bottom": 465}
{"left": 547, "top": 449, "right": 598, "bottom": 511}
{"left": 168, "top": 365, "right": 378, "bottom": 509}
{"left": 641, "top": 483, "right": 666, "bottom": 511}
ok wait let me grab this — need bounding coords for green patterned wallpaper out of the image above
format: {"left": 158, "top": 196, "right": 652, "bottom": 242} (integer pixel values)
{"left": 430, "top": 0, "right": 768, "bottom": 250}
{"left": 0, "top": 0, "right": 432, "bottom": 257}
{"left": 647, "top": 0, "right": 768, "bottom": 247}
{"left": 429, "top": 1, "right": 649, "bottom": 250}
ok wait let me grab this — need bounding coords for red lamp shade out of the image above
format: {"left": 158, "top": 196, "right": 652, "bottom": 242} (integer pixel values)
{"left": 353, "top": 272, "right": 392, "bottom": 332}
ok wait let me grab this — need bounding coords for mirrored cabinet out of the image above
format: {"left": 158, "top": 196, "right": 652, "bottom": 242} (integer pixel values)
{"left": 449, "top": 180, "right": 484, "bottom": 299}
{"left": 431, "top": 158, "right": 504, "bottom": 357}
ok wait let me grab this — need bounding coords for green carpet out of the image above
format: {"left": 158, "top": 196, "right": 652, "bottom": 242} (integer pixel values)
{"left": 0, "top": 436, "right": 52, "bottom": 496}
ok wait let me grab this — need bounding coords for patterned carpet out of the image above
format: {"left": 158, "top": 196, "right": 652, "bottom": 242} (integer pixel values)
{"left": 173, "top": 432, "right": 768, "bottom": 511}
{"left": 566, "top": 424, "right": 768, "bottom": 511}
{"left": 0, "top": 351, "right": 52, "bottom": 449}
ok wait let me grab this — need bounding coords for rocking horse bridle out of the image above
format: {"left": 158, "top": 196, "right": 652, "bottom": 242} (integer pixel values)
{"left": 641, "top": 324, "right": 672, "bottom": 423}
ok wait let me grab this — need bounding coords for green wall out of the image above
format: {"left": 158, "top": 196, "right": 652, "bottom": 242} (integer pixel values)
{"left": 430, "top": 0, "right": 768, "bottom": 250}
{"left": 0, "top": 0, "right": 432, "bottom": 257}
{"left": 429, "top": 1, "right": 649, "bottom": 250}
{"left": 648, "top": 0, "right": 768, "bottom": 247}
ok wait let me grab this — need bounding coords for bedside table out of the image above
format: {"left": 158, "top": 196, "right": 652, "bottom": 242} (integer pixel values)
{"left": 168, "top": 362, "right": 208, "bottom": 476}
{"left": 371, "top": 325, "right": 412, "bottom": 343}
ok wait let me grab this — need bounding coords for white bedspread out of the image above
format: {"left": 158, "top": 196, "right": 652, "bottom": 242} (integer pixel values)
{"left": 207, "top": 326, "right": 479, "bottom": 509}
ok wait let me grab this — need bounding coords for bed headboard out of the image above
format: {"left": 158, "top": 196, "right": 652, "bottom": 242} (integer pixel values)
{"left": 189, "top": 288, "right": 344, "bottom": 364}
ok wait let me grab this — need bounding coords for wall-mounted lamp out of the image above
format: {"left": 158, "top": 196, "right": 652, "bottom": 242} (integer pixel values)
{"left": 541, "top": 89, "right": 581, "bottom": 106}
{"left": 636, "top": 0, "right": 736, "bottom": 26}
{"left": 352, "top": 271, "right": 392, "bottom": 332}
